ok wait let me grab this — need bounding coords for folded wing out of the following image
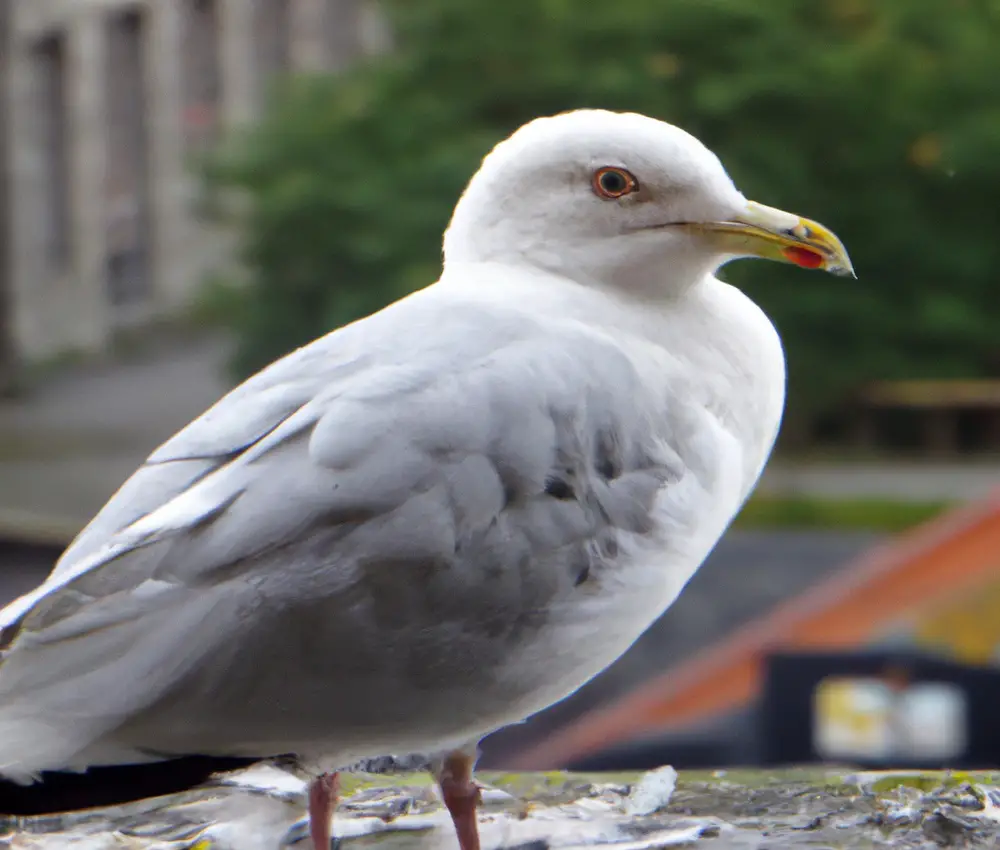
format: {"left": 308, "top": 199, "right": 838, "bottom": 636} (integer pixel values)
{"left": 0, "top": 288, "right": 683, "bottom": 779}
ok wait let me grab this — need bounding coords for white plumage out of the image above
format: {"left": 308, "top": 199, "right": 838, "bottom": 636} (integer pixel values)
{"left": 0, "top": 109, "right": 851, "bottom": 850}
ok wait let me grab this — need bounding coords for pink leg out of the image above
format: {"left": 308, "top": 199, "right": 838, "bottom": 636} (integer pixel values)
{"left": 308, "top": 771, "right": 340, "bottom": 850}
{"left": 437, "top": 751, "right": 482, "bottom": 850}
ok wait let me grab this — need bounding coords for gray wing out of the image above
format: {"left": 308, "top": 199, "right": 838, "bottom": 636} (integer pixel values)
{"left": 0, "top": 290, "right": 682, "bottom": 773}
{"left": 44, "top": 325, "right": 373, "bottom": 584}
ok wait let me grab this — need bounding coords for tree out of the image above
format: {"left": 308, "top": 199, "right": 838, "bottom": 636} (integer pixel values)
{"left": 203, "top": 0, "right": 1000, "bottom": 440}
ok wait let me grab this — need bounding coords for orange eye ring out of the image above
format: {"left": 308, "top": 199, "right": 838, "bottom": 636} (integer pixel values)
{"left": 592, "top": 167, "right": 638, "bottom": 199}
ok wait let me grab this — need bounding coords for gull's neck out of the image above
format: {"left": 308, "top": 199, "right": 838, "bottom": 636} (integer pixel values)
{"left": 438, "top": 258, "right": 715, "bottom": 343}
{"left": 444, "top": 231, "right": 718, "bottom": 304}
{"left": 439, "top": 257, "right": 786, "bottom": 444}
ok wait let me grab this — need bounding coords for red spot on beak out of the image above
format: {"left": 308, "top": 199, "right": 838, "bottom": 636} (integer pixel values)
{"left": 782, "top": 245, "right": 824, "bottom": 269}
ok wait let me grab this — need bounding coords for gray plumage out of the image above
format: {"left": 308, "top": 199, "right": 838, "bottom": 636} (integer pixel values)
{"left": 0, "top": 108, "right": 843, "bottom": 796}
{"left": 0, "top": 282, "right": 724, "bottom": 779}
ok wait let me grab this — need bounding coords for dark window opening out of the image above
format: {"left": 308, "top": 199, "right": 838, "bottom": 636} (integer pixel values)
{"left": 325, "top": 0, "right": 361, "bottom": 70}
{"left": 34, "top": 34, "right": 71, "bottom": 273}
{"left": 181, "top": 0, "right": 223, "bottom": 151}
{"left": 105, "top": 10, "right": 153, "bottom": 313}
{"left": 254, "top": 0, "right": 291, "bottom": 106}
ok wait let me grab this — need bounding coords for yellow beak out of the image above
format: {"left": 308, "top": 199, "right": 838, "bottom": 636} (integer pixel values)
{"left": 684, "top": 200, "right": 855, "bottom": 277}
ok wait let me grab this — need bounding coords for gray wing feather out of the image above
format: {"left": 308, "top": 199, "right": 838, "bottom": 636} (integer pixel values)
{"left": 0, "top": 295, "right": 682, "bottom": 769}
{"left": 49, "top": 334, "right": 370, "bottom": 582}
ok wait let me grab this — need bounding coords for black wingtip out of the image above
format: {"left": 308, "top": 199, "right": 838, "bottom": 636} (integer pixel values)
{"left": 0, "top": 755, "right": 262, "bottom": 816}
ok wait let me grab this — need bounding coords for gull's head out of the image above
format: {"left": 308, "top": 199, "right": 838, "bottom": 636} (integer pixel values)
{"left": 444, "top": 110, "right": 853, "bottom": 294}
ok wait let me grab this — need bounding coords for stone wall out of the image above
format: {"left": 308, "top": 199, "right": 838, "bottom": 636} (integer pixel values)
{"left": 0, "top": 0, "right": 387, "bottom": 362}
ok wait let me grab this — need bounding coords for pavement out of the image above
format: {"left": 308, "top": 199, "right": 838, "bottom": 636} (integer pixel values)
{"left": 757, "top": 462, "right": 1000, "bottom": 503}
{"left": 0, "top": 334, "right": 233, "bottom": 539}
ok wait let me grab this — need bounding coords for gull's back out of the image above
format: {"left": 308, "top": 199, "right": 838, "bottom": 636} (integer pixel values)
{"left": 0, "top": 272, "right": 757, "bottom": 790}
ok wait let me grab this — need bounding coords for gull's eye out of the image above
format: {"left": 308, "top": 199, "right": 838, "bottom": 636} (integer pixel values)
{"left": 592, "top": 167, "right": 638, "bottom": 199}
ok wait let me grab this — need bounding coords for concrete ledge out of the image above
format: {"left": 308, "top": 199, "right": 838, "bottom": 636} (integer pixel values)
{"left": 5, "top": 766, "right": 1000, "bottom": 848}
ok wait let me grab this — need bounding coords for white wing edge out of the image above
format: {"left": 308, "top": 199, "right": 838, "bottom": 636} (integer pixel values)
{"left": 0, "top": 451, "right": 248, "bottom": 632}
{"left": 0, "top": 538, "right": 138, "bottom": 631}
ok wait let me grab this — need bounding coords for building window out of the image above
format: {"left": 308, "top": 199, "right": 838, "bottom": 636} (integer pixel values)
{"left": 34, "top": 34, "right": 71, "bottom": 273}
{"left": 325, "top": 0, "right": 361, "bottom": 71}
{"left": 181, "top": 0, "right": 222, "bottom": 151}
{"left": 254, "top": 0, "right": 291, "bottom": 107}
{"left": 105, "top": 10, "right": 153, "bottom": 312}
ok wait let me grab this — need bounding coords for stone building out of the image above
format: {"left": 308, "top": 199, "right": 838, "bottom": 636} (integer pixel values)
{"left": 0, "top": 0, "right": 386, "bottom": 378}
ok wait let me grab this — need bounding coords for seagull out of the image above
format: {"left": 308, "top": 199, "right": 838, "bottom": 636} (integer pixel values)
{"left": 0, "top": 110, "right": 852, "bottom": 850}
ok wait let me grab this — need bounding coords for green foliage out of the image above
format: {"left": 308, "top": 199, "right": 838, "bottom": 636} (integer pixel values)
{"left": 203, "top": 0, "right": 1000, "bottom": 434}
{"left": 733, "top": 495, "right": 950, "bottom": 533}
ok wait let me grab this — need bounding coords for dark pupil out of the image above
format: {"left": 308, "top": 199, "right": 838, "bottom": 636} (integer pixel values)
{"left": 600, "top": 170, "right": 627, "bottom": 194}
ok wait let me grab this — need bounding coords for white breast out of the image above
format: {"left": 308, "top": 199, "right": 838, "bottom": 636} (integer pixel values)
{"left": 477, "top": 274, "right": 786, "bottom": 727}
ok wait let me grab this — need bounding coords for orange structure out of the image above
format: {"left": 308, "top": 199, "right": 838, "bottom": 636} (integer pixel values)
{"left": 506, "top": 490, "right": 1000, "bottom": 770}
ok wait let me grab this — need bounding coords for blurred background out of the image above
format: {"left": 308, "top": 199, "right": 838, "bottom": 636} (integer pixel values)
{"left": 1, "top": 0, "right": 999, "bottom": 773}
